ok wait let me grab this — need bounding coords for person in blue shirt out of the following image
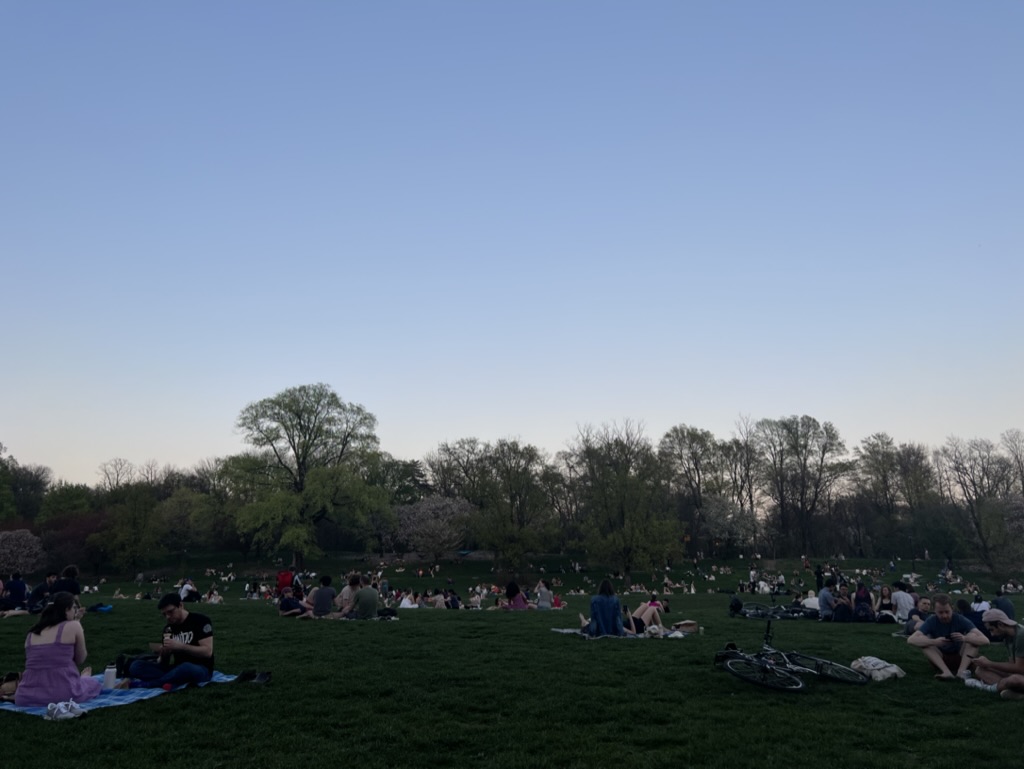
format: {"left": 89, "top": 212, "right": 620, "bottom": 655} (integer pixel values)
{"left": 579, "top": 579, "right": 625, "bottom": 637}
{"left": 818, "top": 579, "right": 836, "bottom": 622}
{"left": 2, "top": 572, "right": 29, "bottom": 610}
{"left": 908, "top": 593, "right": 989, "bottom": 680}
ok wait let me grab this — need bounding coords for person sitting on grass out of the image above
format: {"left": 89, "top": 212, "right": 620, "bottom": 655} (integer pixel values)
{"left": 504, "top": 582, "right": 528, "bottom": 611}
{"left": 533, "top": 580, "right": 553, "bottom": 610}
{"left": 907, "top": 593, "right": 989, "bottom": 680}
{"left": 832, "top": 584, "right": 854, "bottom": 622}
{"left": 344, "top": 575, "right": 380, "bottom": 620}
{"left": 902, "top": 596, "right": 933, "bottom": 636}
{"left": 278, "top": 587, "right": 312, "bottom": 618}
{"left": 13, "top": 592, "right": 102, "bottom": 707}
{"left": 873, "top": 585, "right": 896, "bottom": 623}
{"left": 892, "top": 581, "right": 915, "bottom": 623}
{"left": 818, "top": 578, "right": 836, "bottom": 621}
{"left": 309, "top": 575, "right": 337, "bottom": 618}
{"left": 578, "top": 579, "right": 625, "bottom": 637}
{"left": 964, "top": 609, "right": 1024, "bottom": 699}
{"left": 128, "top": 592, "right": 213, "bottom": 688}
{"left": 336, "top": 573, "right": 361, "bottom": 614}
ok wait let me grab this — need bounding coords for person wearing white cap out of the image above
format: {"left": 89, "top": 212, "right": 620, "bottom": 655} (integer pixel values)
{"left": 964, "top": 608, "right": 1024, "bottom": 700}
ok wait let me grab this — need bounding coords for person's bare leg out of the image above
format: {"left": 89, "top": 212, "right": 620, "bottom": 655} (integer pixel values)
{"left": 921, "top": 647, "right": 955, "bottom": 678}
{"left": 998, "top": 674, "right": 1024, "bottom": 700}
{"left": 81, "top": 667, "right": 92, "bottom": 677}
{"left": 956, "top": 645, "right": 979, "bottom": 677}
{"left": 579, "top": 613, "right": 588, "bottom": 628}
{"left": 640, "top": 606, "right": 662, "bottom": 627}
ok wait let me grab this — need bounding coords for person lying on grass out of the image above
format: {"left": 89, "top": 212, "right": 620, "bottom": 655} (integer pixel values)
{"left": 907, "top": 593, "right": 988, "bottom": 680}
{"left": 128, "top": 592, "right": 214, "bottom": 688}
{"left": 623, "top": 601, "right": 664, "bottom": 635}
{"left": 964, "top": 609, "right": 1024, "bottom": 700}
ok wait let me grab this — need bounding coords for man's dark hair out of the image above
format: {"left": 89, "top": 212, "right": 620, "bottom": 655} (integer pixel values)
{"left": 320, "top": 575, "right": 332, "bottom": 587}
{"left": 62, "top": 564, "right": 79, "bottom": 579}
{"left": 825, "top": 577, "right": 836, "bottom": 588}
{"left": 158, "top": 592, "right": 183, "bottom": 610}
{"left": 47, "top": 572, "right": 58, "bottom": 579}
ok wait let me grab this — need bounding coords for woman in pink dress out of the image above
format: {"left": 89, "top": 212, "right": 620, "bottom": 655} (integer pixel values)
{"left": 15, "top": 592, "right": 102, "bottom": 707}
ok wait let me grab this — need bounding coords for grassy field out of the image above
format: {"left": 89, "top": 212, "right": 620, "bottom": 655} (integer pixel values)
{"left": 0, "top": 557, "right": 1017, "bottom": 769}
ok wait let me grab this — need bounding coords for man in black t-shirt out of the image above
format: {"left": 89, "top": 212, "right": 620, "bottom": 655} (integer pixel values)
{"left": 128, "top": 593, "right": 214, "bottom": 688}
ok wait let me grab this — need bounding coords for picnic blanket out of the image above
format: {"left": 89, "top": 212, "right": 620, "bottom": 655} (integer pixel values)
{"left": 0, "top": 671, "right": 236, "bottom": 718}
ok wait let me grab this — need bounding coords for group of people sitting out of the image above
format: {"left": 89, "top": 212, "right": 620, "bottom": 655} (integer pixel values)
{"left": 3, "top": 589, "right": 216, "bottom": 708}
{"left": 578, "top": 581, "right": 693, "bottom": 637}
{"left": 904, "top": 593, "right": 1024, "bottom": 699}
{"left": 277, "top": 573, "right": 383, "bottom": 620}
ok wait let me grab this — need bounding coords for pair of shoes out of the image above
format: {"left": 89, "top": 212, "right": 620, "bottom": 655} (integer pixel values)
{"left": 964, "top": 678, "right": 996, "bottom": 692}
{"left": 235, "top": 670, "right": 257, "bottom": 683}
{"left": 958, "top": 669, "right": 973, "bottom": 680}
{"left": 1000, "top": 689, "right": 1024, "bottom": 700}
{"left": 45, "top": 702, "right": 82, "bottom": 721}
{"left": 251, "top": 672, "right": 272, "bottom": 684}
{"left": 65, "top": 699, "right": 86, "bottom": 716}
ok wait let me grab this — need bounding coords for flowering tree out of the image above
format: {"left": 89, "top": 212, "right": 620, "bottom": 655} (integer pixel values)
{"left": 396, "top": 496, "right": 474, "bottom": 562}
{"left": 0, "top": 529, "right": 46, "bottom": 574}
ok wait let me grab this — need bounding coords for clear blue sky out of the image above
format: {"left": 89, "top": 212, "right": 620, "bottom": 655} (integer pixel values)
{"left": 2, "top": 2, "right": 1022, "bottom": 485}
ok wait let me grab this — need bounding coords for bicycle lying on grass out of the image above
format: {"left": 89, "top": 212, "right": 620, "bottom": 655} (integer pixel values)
{"left": 715, "top": 614, "right": 870, "bottom": 691}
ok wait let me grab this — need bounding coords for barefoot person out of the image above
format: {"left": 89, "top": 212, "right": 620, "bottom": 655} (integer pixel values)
{"left": 907, "top": 593, "right": 989, "bottom": 680}
{"left": 964, "top": 609, "right": 1024, "bottom": 700}
{"left": 128, "top": 593, "right": 214, "bottom": 688}
{"left": 14, "top": 592, "right": 102, "bottom": 707}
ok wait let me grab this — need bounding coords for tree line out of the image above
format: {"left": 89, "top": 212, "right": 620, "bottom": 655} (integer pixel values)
{"left": 1, "top": 383, "right": 1022, "bottom": 580}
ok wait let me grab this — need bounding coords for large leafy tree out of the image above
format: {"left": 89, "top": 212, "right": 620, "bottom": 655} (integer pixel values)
{"left": 233, "top": 384, "right": 381, "bottom": 562}
{"left": 659, "top": 424, "right": 724, "bottom": 556}
{"left": 425, "top": 438, "right": 553, "bottom": 569}
{"left": 237, "top": 383, "right": 378, "bottom": 495}
{"left": 571, "top": 422, "right": 672, "bottom": 584}
{"left": 755, "top": 415, "right": 848, "bottom": 556}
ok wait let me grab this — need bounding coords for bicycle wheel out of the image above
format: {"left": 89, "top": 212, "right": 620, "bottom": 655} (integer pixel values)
{"left": 724, "top": 658, "right": 805, "bottom": 691}
{"left": 785, "top": 653, "right": 869, "bottom": 684}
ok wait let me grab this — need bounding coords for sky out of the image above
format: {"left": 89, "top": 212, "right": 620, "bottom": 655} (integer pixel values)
{"left": 2, "top": 2, "right": 1022, "bottom": 486}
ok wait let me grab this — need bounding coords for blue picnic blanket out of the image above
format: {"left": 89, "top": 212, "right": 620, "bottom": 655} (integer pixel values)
{"left": 0, "top": 671, "right": 236, "bottom": 717}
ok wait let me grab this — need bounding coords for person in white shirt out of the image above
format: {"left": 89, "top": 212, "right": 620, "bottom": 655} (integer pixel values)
{"left": 892, "top": 581, "right": 915, "bottom": 622}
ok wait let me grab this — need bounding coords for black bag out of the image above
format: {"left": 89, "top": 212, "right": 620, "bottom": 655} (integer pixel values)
{"left": 116, "top": 651, "right": 159, "bottom": 678}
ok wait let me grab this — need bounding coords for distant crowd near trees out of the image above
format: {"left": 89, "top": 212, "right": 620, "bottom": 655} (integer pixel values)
{"left": 1, "top": 383, "right": 1023, "bottom": 581}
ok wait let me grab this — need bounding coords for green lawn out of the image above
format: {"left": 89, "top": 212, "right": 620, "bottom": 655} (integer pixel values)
{"left": 0, "top": 558, "right": 1016, "bottom": 769}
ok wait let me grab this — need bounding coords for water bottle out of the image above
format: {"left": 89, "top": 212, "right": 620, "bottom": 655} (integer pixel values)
{"left": 103, "top": 664, "right": 117, "bottom": 690}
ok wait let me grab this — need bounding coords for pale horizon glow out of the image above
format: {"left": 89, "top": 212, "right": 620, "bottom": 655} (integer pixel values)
{"left": 2, "top": 2, "right": 1022, "bottom": 486}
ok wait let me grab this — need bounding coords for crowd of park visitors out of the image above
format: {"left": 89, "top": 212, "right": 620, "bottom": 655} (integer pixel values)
{"left": 4, "top": 554, "right": 1024, "bottom": 711}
